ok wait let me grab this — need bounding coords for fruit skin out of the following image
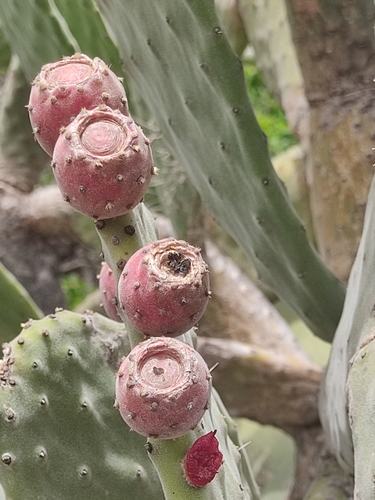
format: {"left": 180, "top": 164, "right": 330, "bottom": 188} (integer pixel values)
{"left": 28, "top": 53, "right": 129, "bottom": 156}
{"left": 52, "top": 105, "right": 155, "bottom": 219}
{"left": 115, "top": 336, "right": 212, "bottom": 439}
{"left": 98, "top": 261, "right": 122, "bottom": 321}
{"left": 118, "top": 237, "right": 211, "bottom": 336}
{"left": 183, "top": 431, "right": 223, "bottom": 487}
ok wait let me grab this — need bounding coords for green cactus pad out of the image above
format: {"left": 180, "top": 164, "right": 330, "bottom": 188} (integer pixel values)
{"left": 0, "top": 261, "right": 43, "bottom": 344}
{"left": 319, "top": 175, "right": 375, "bottom": 473}
{"left": 0, "top": 309, "right": 163, "bottom": 500}
{"left": 95, "top": 0, "right": 345, "bottom": 341}
{"left": 347, "top": 328, "right": 375, "bottom": 497}
{"left": 0, "top": 0, "right": 75, "bottom": 81}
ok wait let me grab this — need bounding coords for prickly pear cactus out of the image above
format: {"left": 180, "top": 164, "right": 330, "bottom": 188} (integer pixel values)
{"left": 0, "top": 310, "right": 164, "bottom": 499}
{"left": 95, "top": 205, "right": 259, "bottom": 499}
{"left": 347, "top": 323, "right": 375, "bottom": 498}
{"left": 0, "top": 0, "right": 345, "bottom": 342}
{"left": 319, "top": 175, "right": 375, "bottom": 473}
{"left": 94, "top": 0, "right": 345, "bottom": 342}
{"left": 0, "top": 0, "right": 292, "bottom": 494}
{"left": 0, "top": 261, "right": 43, "bottom": 343}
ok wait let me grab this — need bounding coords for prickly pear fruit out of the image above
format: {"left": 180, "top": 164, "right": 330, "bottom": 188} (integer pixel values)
{"left": 98, "top": 261, "right": 121, "bottom": 321}
{"left": 52, "top": 105, "right": 155, "bottom": 219}
{"left": 118, "top": 238, "right": 211, "bottom": 336}
{"left": 183, "top": 431, "right": 223, "bottom": 487}
{"left": 28, "top": 53, "right": 129, "bottom": 156}
{"left": 115, "top": 336, "right": 212, "bottom": 439}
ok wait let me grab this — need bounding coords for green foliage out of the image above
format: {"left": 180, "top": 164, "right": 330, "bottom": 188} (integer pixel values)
{"left": 60, "top": 272, "right": 97, "bottom": 310}
{"left": 243, "top": 62, "right": 296, "bottom": 156}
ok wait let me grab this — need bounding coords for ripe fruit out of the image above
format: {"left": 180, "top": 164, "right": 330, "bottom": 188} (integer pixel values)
{"left": 98, "top": 262, "right": 122, "bottom": 322}
{"left": 115, "top": 337, "right": 212, "bottom": 439}
{"left": 183, "top": 431, "right": 223, "bottom": 487}
{"left": 52, "top": 105, "right": 155, "bottom": 219}
{"left": 28, "top": 53, "right": 128, "bottom": 156}
{"left": 118, "top": 238, "right": 210, "bottom": 336}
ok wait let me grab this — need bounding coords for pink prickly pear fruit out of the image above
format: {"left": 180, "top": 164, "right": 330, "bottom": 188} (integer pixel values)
{"left": 98, "top": 262, "right": 122, "bottom": 322}
{"left": 117, "top": 238, "right": 211, "bottom": 336}
{"left": 52, "top": 105, "right": 155, "bottom": 219}
{"left": 183, "top": 431, "right": 223, "bottom": 487}
{"left": 115, "top": 336, "right": 212, "bottom": 439}
{"left": 28, "top": 53, "right": 129, "bottom": 156}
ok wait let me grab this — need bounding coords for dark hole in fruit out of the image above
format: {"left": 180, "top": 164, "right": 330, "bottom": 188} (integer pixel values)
{"left": 166, "top": 252, "right": 191, "bottom": 276}
{"left": 153, "top": 366, "right": 165, "bottom": 376}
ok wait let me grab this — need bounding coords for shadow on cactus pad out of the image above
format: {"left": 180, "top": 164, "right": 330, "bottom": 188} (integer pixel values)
{"left": 0, "top": 309, "right": 163, "bottom": 499}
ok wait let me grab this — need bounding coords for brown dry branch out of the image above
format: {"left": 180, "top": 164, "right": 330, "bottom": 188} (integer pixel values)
{"left": 0, "top": 181, "right": 98, "bottom": 312}
{"left": 201, "top": 240, "right": 311, "bottom": 362}
{"left": 197, "top": 336, "right": 321, "bottom": 430}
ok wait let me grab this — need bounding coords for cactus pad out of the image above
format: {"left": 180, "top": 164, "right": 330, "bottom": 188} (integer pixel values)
{"left": 0, "top": 309, "right": 163, "bottom": 499}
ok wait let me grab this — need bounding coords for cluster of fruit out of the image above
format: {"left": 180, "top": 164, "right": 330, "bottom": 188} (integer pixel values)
{"left": 28, "top": 53, "right": 222, "bottom": 486}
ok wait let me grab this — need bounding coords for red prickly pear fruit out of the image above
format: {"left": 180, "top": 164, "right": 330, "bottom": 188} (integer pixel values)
{"left": 98, "top": 262, "right": 122, "bottom": 322}
{"left": 28, "top": 53, "right": 129, "bottom": 156}
{"left": 52, "top": 105, "right": 155, "bottom": 219}
{"left": 115, "top": 336, "right": 212, "bottom": 439}
{"left": 117, "top": 238, "right": 211, "bottom": 336}
{"left": 183, "top": 431, "right": 223, "bottom": 487}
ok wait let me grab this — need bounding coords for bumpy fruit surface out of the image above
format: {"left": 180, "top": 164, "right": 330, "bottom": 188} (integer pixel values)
{"left": 118, "top": 238, "right": 210, "bottom": 336}
{"left": 183, "top": 431, "right": 223, "bottom": 487}
{"left": 115, "top": 337, "right": 212, "bottom": 439}
{"left": 52, "top": 105, "right": 155, "bottom": 219}
{"left": 98, "top": 262, "right": 122, "bottom": 321}
{"left": 28, "top": 53, "right": 128, "bottom": 156}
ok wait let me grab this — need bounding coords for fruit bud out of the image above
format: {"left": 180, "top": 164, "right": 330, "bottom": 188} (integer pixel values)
{"left": 118, "top": 238, "right": 210, "bottom": 336}
{"left": 98, "top": 262, "right": 122, "bottom": 322}
{"left": 52, "top": 105, "right": 154, "bottom": 219}
{"left": 28, "top": 53, "right": 128, "bottom": 156}
{"left": 115, "top": 337, "right": 212, "bottom": 439}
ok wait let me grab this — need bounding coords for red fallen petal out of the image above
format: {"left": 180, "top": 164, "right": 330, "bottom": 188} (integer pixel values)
{"left": 183, "top": 430, "right": 223, "bottom": 487}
